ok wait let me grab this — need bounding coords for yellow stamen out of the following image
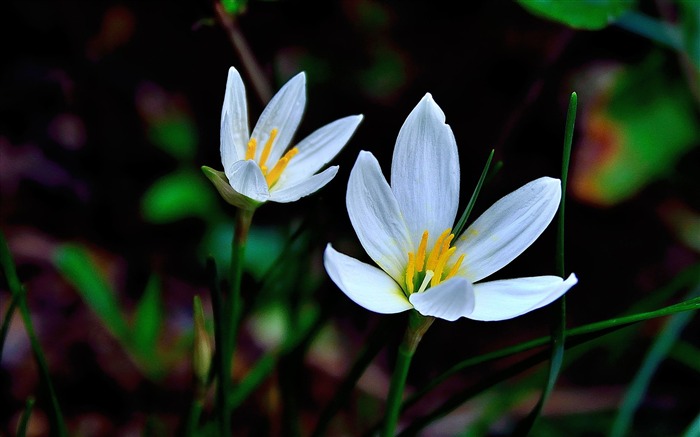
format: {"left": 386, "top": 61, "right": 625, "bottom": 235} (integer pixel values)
{"left": 245, "top": 138, "right": 257, "bottom": 160}
{"left": 425, "top": 229, "right": 450, "bottom": 271}
{"left": 441, "top": 233, "right": 455, "bottom": 255}
{"left": 415, "top": 231, "right": 429, "bottom": 272}
{"left": 265, "top": 147, "right": 299, "bottom": 187}
{"left": 431, "top": 246, "right": 456, "bottom": 286}
{"left": 406, "top": 252, "right": 415, "bottom": 294}
{"left": 258, "top": 128, "right": 278, "bottom": 169}
{"left": 260, "top": 165, "right": 268, "bottom": 176}
{"left": 445, "top": 254, "right": 466, "bottom": 280}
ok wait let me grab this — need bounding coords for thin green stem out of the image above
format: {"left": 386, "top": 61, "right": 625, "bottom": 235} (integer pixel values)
{"left": 611, "top": 282, "right": 700, "bottom": 437}
{"left": 0, "top": 231, "right": 67, "bottom": 437}
{"left": 312, "top": 318, "right": 395, "bottom": 437}
{"left": 225, "top": 208, "right": 254, "bottom": 385}
{"left": 382, "top": 312, "right": 433, "bottom": 437}
{"left": 403, "top": 291, "right": 700, "bottom": 413}
{"left": 207, "top": 257, "right": 230, "bottom": 437}
{"left": 383, "top": 345, "right": 414, "bottom": 437}
{"left": 454, "top": 149, "right": 495, "bottom": 238}
{"left": 0, "top": 292, "right": 18, "bottom": 360}
{"left": 16, "top": 397, "right": 36, "bottom": 437}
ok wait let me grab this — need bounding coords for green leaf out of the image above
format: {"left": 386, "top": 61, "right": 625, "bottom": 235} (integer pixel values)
{"left": 571, "top": 53, "right": 700, "bottom": 206}
{"left": 131, "top": 275, "right": 163, "bottom": 357}
{"left": 53, "top": 244, "right": 130, "bottom": 342}
{"left": 142, "top": 169, "right": 218, "bottom": 223}
{"left": 221, "top": 0, "right": 247, "bottom": 15}
{"left": 148, "top": 114, "right": 197, "bottom": 161}
{"left": 518, "top": 0, "right": 636, "bottom": 30}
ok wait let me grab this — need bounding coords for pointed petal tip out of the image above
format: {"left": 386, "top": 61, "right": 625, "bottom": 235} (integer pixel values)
{"left": 288, "top": 71, "right": 307, "bottom": 86}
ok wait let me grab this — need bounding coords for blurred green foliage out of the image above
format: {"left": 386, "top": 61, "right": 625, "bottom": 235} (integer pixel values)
{"left": 517, "top": 0, "right": 635, "bottom": 30}
{"left": 141, "top": 169, "right": 219, "bottom": 223}
{"left": 53, "top": 244, "right": 169, "bottom": 380}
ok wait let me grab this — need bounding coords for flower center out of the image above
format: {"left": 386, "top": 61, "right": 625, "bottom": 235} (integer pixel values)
{"left": 405, "top": 228, "right": 465, "bottom": 295}
{"left": 244, "top": 128, "right": 299, "bottom": 188}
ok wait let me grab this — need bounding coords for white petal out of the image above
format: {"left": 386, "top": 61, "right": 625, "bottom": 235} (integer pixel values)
{"left": 456, "top": 177, "right": 561, "bottom": 282}
{"left": 269, "top": 166, "right": 338, "bottom": 203}
{"left": 283, "top": 115, "right": 363, "bottom": 185}
{"left": 391, "top": 93, "right": 460, "bottom": 246}
{"left": 251, "top": 72, "right": 306, "bottom": 165}
{"left": 227, "top": 160, "right": 270, "bottom": 203}
{"left": 221, "top": 113, "right": 240, "bottom": 177}
{"left": 468, "top": 273, "right": 578, "bottom": 321}
{"left": 324, "top": 245, "right": 412, "bottom": 314}
{"left": 221, "top": 67, "right": 249, "bottom": 166}
{"left": 409, "top": 277, "right": 475, "bottom": 322}
{"left": 347, "top": 151, "right": 413, "bottom": 285}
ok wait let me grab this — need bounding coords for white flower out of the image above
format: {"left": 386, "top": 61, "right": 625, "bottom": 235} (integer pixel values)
{"left": 324, "top": 94, "right": 577, "bottom": 322}
{"left": 203, "top": 67, "right": 363, "bottom": 210}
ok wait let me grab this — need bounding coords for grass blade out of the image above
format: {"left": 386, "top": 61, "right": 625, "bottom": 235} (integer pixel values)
{"left": 454, "top": 149, "right": 495, "bottom": 238}
{"left": 0, "top": 293, "right": 18, "bottom": 361}
{"left": 1, "top": 230, "right": 67, "bottom": 437}
{"left": 512, "top": 91, "right": 577, "bottom": 436}
{"left": 16, "top": 397, "right": 36, "bottom": 437}
{"left": 611, "top": 282, "right": 700, "bottom": 437}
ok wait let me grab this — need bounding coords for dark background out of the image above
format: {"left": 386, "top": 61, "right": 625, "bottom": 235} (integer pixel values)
{"left": 1, "top": 1, "right": 699, "bottom": 436}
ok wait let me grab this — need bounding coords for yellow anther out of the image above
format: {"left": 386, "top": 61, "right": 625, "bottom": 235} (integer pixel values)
{"left": 259, "top": 128, "right": 278, "bottom": 169}
{"left": 431, "top": 247, "right": 456, "bottom": 287}
{"left": 441, "top": 233, "right": 455, "bottom": 255}
{"left": 265, "top": 147, "right": 299, "bottom": 187}
{"left": 260, "top": 165, "right": 268, "bottom": 176}
{"left": 245, "top": 138, "right": 257, "bottom": 160}
{"left": 406, "top": 252, "right": 415, "bottom": 294}
{"left": 415, "top": 231, "right": 429, "bottom": 272}
{"left": 426, "top": 229, "right": 450, "bottom": 271}
{"left": 445, "top": 254, "right": 466, "bottom": 280}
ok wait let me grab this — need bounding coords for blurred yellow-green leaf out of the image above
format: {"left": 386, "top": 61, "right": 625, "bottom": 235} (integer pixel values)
{"left": 571, "top": 53, "right": 699, "bottom": 206}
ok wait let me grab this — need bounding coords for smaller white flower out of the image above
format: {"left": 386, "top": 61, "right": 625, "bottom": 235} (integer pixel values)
{"left": 203, "top": 67, "right": 363, "bottom": 210}
{"left": 324, "top": 94, "right": 578, "bottom": 322}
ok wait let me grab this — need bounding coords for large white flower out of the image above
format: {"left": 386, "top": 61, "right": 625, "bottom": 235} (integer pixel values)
{"left": 324, "top": 93, "right": 577, "bottom": 322}
{"left": 203, "top": 67, "right": 363, "bottom": 210}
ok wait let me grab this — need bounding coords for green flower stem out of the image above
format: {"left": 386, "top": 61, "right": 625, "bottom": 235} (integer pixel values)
{"left": 225, "top": 207, "right": 254, "bottom": 376}
{"left": 382, "top": 311, "right": 434, "bottom": 437}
